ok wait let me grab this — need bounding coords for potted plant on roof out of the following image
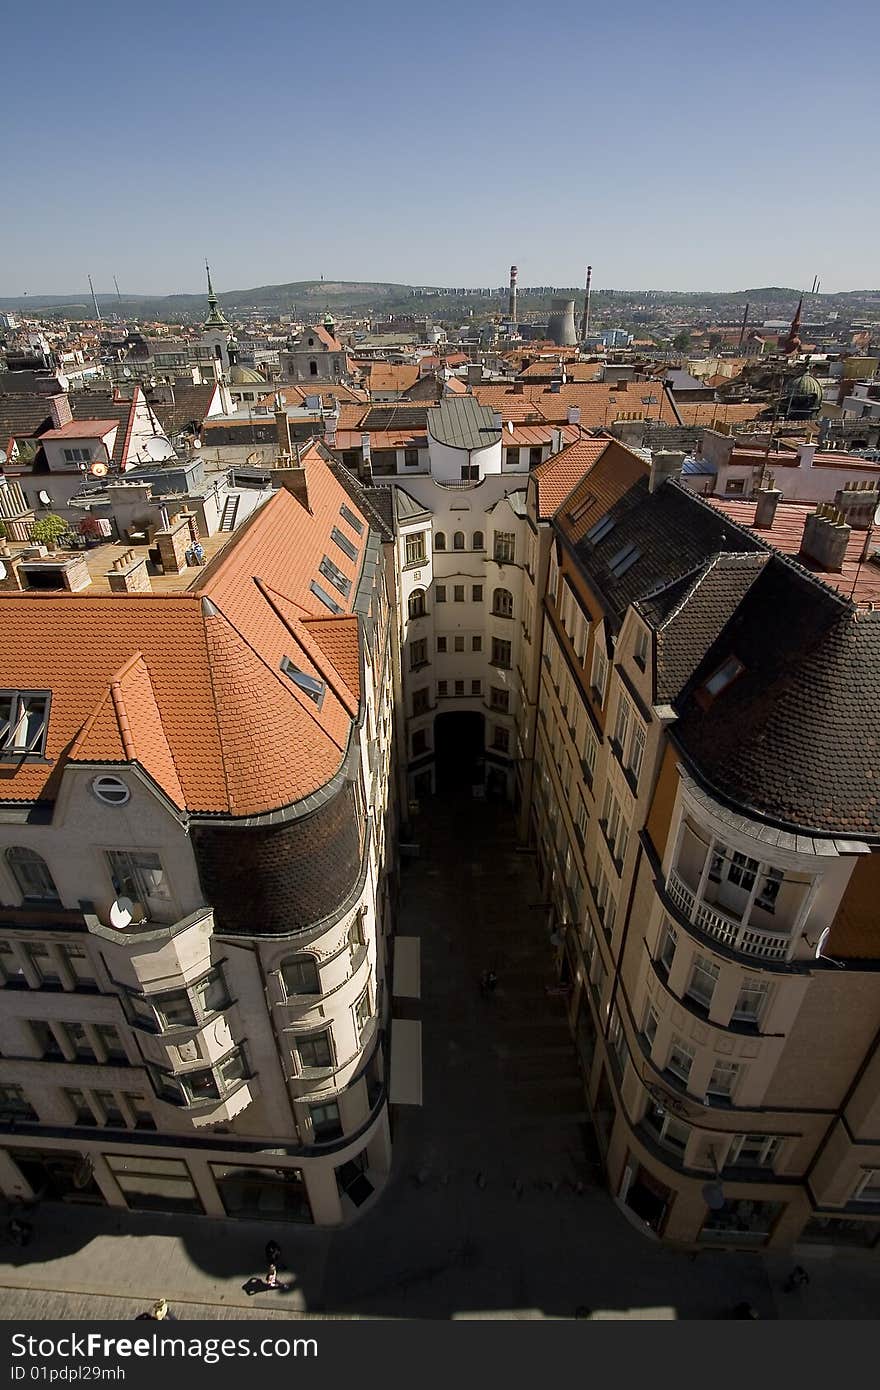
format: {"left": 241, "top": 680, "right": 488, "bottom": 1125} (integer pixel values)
{"left": 30, "top": 513, "right": 69, "bottom": 554}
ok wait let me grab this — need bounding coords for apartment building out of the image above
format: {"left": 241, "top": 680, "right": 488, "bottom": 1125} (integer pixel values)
{"left": 0, "top": 447, "right": 398, "bottom": 1226}
{"left": 523, "top": 448, "right": 880, "bottom": 1252}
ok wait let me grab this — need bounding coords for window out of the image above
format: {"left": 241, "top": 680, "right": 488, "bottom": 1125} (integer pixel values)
{"left": 125, "top": 1093, "right": 156, "bottom": 1131}
{"left": 592, "top": 860, "right": 616, "bottom": 934}
{"left": 701, "top": 654, "right": 744, "bottom": 700}
{"left": 707, "top": 1059, "right": 740, "bottom": 1100}
{"left": 191, "top": 970, "right": 229, "bottom": 1016}
{"left": 658, "top": 921, "right": 677, "bottom": 973}
{"left": 733, "top": 978, "right": 769, "bottom": 1024}
{"left": 460, "top": 463, "right": 479, "bottom": 481}
{"left": 340, "top": 504, "right": 364, "bottom": 536}
{"left": 30, "top": 1019, "right": 63, "bottom": 1058}
{"left": 106, "top": 1154, "right": 201, "bottom": 1213}
{"left": 628, "top": 722, "right": 646, "bottom": 787}
{"left": 590, "top": 643, "right": 609, "bottom": 705}
{"left": 66, "top": 1088, "right": 96, "bottom": 1125}
{"left": 454, "top": 635, "right": 465, "bottom": 653}
{"left": 348, "top": 910, "right": 366, "bottom": 954}
{"left": 729, "top": 1134, "right": 781, "bottom": 1169}
{"left": 26, "top": 944, "right": 61, "bottom": 987}
{"left": 106, "top": 850, "right": 170, "bottom": 906}
{"left": 62, "top": 447, "right": 91, "bottom": 464}
{"left": 0, "top": 1084, "right": 37, "bottom": 1119}
{"left": 153, "top": 989, "right": 196, "bottom": 1028}
{"left": 332, "top": 525, "right": 359, "bottom": 561}
{"left": 434, "top": 531, "right": 446, "bottom": 551}
{"left": 585, "top": 513, "right": 615, "bottom": 545}
{"left": 494, "top": 531, "right": 515, "bottom": 563}
{"left": 412, "top": 687, "right": 430, "bottom": 716}
{"left": 576, "top": 799, "right": 589, "bottom": 846}
{"left": 91, "top": 775, "right": 130, "bottom": 806}
{"left": 409, "top": 638, "right": 428, "bottom": 670}
{"left": 471, "top": 679, "right": 481, "bottom": 695}
{"left": 493, "top": 588, "right": 513, "bottom": 618}
{"left": 643, "top": 1103, "right": 690, "bottom": 1155}
{"left": 608, "top": 1005, "right": 630, "bottom": 1073}
{"left": 7, "top": 847, "right": 59, "bottom": 903}
{"left": 505, "top": 447, "right": 519, "bottom": 467}
{"left": 687, "top": 955, "right": 720, "bottom": 1010}
{"left": 634, "top": 627, "right": 650, "bottom": 670}
{"left": 472, "top": 584, "right": 483, "bottom": 602}
{"left": 472, "top": 635, "right": 482, "bottom": 652}
{"left": 529, "top": 446, "right": 543, "bottom": 468}
{"left": 94, "top": 1023, "right": 127, "bottom": 1062}
{"left": 472, "top": 531, "right": 484, "bottom": 550}
{"left": 318, "top": 554, "right": 352, "bottom": 598}
{"left": 405, "top": 532, "right": 426, "bottom": 567}
{"left": 296, "top": 1031, "right": 333, "bottom": 1069}
{"left": 666, "top": 1036, "right": 694, "bottom": 1085}
{"left": 437, "top": 637, "right": 447, "bottom": 653}
{"left": 453, "top": 531, "right": 465, "bottom": 550}
{"left": 310, "top": 1101, "right": 343, "bottom": 1142}
{"left": 354, "top": 985, "right": 372, "bottom": 1039}
{"left": 0, "top": 941, "right": 26, "bottom": 987}
{"left": 613, "top": 695, "right": 631, "bottom": 754}
{"left": 755, "top": 868, "right": 784, "bottom": 914}
{"left": 281, "top": 956, "right": 320, "bottom": 996}
{"left": 454, "top": 679, "right": 464, "bottom": 696}
{"left": 581, "top": 725, "right": 598, "bottom": 786}
{"left": 436, "top": 585, "right": 447, "bottom": 603}
{"left": 408, "top": 588, "right": 426, "bottom": 619}
{"left": 490, "top": 687, "right": 510, "bottom": 712}
{"left": 600, "top": 785, "right": 629, "bottom": 868}
{"left": 412, "top": 729, "right": 428, "bottom": 757}
{"left": 310, "top": 578, "right": 343, "bottom": 614}
{"left": 643, "top": 1004, "right": 659, "bottom": 1050}
{"left": 454, "top": 585, "right": 465, "bottom": 603}
{"left": 437, "top": 680, "right": 448, "bottom": 698}
{"left": 727, "top": 851, "right": 758, "bottom": 892}
{"left": 491, "top": 638, "right": 512, "bottom": 669}
{"left": 725, "top": 477, "right": 746, "bottom": 495}
{"left": 280, "top": 656, "right": 325, "bottom": 706}
{"left": 492, "top": 726, "right": 510, "bottom": 752}
{"left": 853, "top": 1170, "right": 880, "bottom": 1204}
{"left": 94, "top": 1090, "right": 126, "bottom": 1126}
{"left": 608, "top": 542, "right": 641, "bottom": 578}
{"left": 404, "top": 448, "right": 419, "bottom": 467}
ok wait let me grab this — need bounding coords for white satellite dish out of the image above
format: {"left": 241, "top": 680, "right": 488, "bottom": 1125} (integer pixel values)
{"left": 815, "top": 927, "right": 831, "bottom": 959}
{"left": 142, "top": 436, "right": 173, "bottom": 461}
{"left": 192, "top": 438, "right": 202, "bottom": 448}
{"left": 109, "top": 896, "right": 134, "bottom": 929}
{"left": 0, "top": 561, "right": 6, "bottom": 581}
{"left": 873, "top": 501, "right": 880, "bottom": 528}
{"left": 37, "top": 489, "right": 51, "bottom": 505}
{"left": 122, "top": 367, "right": 132, "bottom": 378}
{"left": 507, "top": 420, "right": 514, "bottom": 434}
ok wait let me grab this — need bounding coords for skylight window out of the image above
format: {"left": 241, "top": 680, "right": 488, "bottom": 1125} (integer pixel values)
{"left": 702, "top": 654, "right": 744, "bottom": 699}
{"left": 608, "top": 542, "right": 642, "bottom": 578}
{"left": 0, "top": 691, "right": 50, "bottom": 759}
{"left": 310, "top": 579, "right": 344, "bottom": 614}
{"left": 319, "top": 555, "right": 352, "bottom": 598}
{"left": 567, "top": 494, "right": 596, "bottom": 524}
{"left": 585, "top": 514, "right": 616, "bottom": 545}
{"left": 339, "top": 504, "right": 364, "bottom": 536}
{"left": 281, "top": 656, "right": 325, "bottom": 707}
{"left": 332, "top": 526, "right": 359, "bottom": 562}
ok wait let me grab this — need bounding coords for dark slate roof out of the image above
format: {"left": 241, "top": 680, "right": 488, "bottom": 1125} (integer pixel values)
{"left": 148, "top": 384, "right": 218, "bottom": 436}
{"left": 672, "top": 560, "right": 878, "bottom": 838}
{"left": 0, "top": 394, "right": 54, "bottom": 446}
{"left": 646, "top": 552, "right": 769, "bottom": 702}
{"left": 323, "top": 455, "right": 394, "bottom": 542}
{"left": 70, "top": 392, "right": 135, "bottom": 468}
{"left": 568, "top": 474, "right": 763, "bottom": 628}
{"left": 360, "top": 485, "right": 395, "bottom": 538}
{"left": 427, "top": 397, "right": 500, "bottom": 449}
{"left": 393, "top": 486, "right": 432, "bottom": 526}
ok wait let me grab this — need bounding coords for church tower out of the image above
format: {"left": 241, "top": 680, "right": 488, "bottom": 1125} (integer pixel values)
{"left": 200, "top": 261, "right": 231, "bottom": 373}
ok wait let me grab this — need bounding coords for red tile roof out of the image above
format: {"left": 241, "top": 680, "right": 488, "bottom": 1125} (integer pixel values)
{"left": 0, "top": 455, "right": 373, "bottom": 816}
{"left": 41, "top": 420, "right": 119, "bottom": 439}
{"left": 472, "top": 381, "right": 680, "bottom": 428}
{"left": 369, "top": 363, "right": 421, "bottom": 395}
{"left": 538, "top": 437, "right": 648, "bottom": 524}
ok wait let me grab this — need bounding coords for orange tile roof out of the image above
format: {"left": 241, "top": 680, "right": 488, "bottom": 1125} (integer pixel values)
{"left": 472, "top": 381, "right": 680, "bottom": 428}
{"left": 674, "top": 400, "right": 766, "bottom": 427}
{"left": 0, "top": 458, "right": 373, "bottom": 816}
{"left": 706, "top": 496, "right": 880, "bottom": 606}
{"left": 258, "top": 383, "right": 368, "bottom": 408}
{"left": 502, "top": 423, "right": 580, "bottom": 450}
{"left": 519, "top": 362, "right": 603, "bottom": 382}
{"left": 312, "top": 325, "right": 344, "bottom": 352}
{"left": 369, "top": 363, "right": 421, "bottom": 394}
{"left": 535, "top": 436, "right": 647, "bottom": 523}
{"left": 443, "top": 376, "right": 468, "bottom": 394}
{"left": 335, "top": 428, "right": 427, "bottom": 450}
{"left": 41, "top": 420, "right": 118, "bottom": 439}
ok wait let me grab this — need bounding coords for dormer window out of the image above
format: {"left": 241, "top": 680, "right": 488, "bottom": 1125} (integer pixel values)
{"left": 281, "top": 656, "right": 325, "bottom": 707}
{"left": 700, "top": 654, "right": 745, "bottom": 702}
{"left": 0, "top": 691, "right": 50, "bottom": 759}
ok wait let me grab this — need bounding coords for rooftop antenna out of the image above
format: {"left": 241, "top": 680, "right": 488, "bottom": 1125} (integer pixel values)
{"left": 88, "top": 274, "right": 102, "bottom": 322}
{"left": 113, "top": 275, "right": 122, "bottom": 302}
{"left": 579, "top": 265, "right": 593, "bottom": 342}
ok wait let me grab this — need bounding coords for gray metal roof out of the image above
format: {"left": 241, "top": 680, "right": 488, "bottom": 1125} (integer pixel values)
{"left": 427, "top": 397, "right": 501, "bottom": 450}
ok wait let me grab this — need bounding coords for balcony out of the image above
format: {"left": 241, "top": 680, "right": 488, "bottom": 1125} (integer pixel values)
{"left": 666, "top": 870, "right": 790, "bottom": 961}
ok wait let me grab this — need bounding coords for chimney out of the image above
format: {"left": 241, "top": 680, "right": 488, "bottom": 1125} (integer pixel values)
{"left": 800, "top": 503, "right": 851, "bottom": 571}
{"left": 834, "top": 480, "right": 880, "bottom": 530}
{"left": 271, "top": 462, "right": 311, "bottom": 512}
{"left": 492, "top": 411, "right": 503, "bottom": 432}
{"left": 754, "top": 484, "right": 782, "bottom": 529}
{"left": 798, "top": 442, "right": 818, "bottom": 469}
{"left": 466, "top": 363, "right": 482, "bottom": 385}
{"left": 567, "top": 406, "right": 581, "bottom": 425}
{"left": 360, "top": 432, "right": 372, "bottom": 483}
{"left": 48, "top": 393, "right": 73, "bottom": 429}
{"left": 549, "top": 380, "right": 561, "bottom": 393}
{"left": 649, "top": 450, "right": 684, "bottom": 494}
{"left": 274, "top": 394, "right": 291, "bottom": 458}
{"left": 512, "top": 381, "right": 525, "bottom": 395}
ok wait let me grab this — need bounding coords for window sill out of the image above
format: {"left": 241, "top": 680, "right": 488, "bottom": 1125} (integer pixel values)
{"left": 409, "top": 661, "right": 431, "bottom": 672}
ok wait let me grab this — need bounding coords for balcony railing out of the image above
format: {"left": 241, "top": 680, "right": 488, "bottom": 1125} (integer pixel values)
{"left": 666, "top": 869, "right": 790, "bottom": 962}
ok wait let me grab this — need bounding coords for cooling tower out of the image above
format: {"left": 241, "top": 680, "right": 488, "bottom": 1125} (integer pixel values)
{"left": 547, "top": 297, "right": 577, "bottom": 347}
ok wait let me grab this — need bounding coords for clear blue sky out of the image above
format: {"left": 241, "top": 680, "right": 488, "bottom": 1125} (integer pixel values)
{"left": 4, "top": 0, "right": 878, "bottom": 296}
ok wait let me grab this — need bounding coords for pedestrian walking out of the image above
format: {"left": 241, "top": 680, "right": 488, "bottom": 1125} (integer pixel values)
{"left": 784, "top": 1265, "right": 810, "bottom": 1292}
{"left": 265, "top": 1263, "right": 278, "bottom": 1290}
{"left": 265, "top": 1239, "right": 282, "bottom": 1268}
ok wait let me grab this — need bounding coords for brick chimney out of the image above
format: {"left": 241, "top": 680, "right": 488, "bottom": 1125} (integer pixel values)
{"left": 48, "top": 393, "right": 73, "bottom": 429}
{"left": 274, "top": 395, "right": 292, "bottom": 458}
{"left": 800, "top": 503, "right": 851, "bottom": 571}
{"left": 649, "top": 450, "right": 684, "bottom": 494}
{"left": 271, "top": 457, "right": 311, "bottom": 512}
{"left": 754, "top": 481, "right": 782, "bottom": 529}
{"left": 834, "top": 480, "right": 879, "bottom": 530}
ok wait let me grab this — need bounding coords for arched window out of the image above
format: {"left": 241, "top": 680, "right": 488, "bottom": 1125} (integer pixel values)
{"left": 472, "top": 530, "right": 484, "bottom": 551}
{"left": 309, "top": 360, "right": 318, "bottom": 377}
{"left": 6, "top": 846, "right": 59, "bottom": 903}
{"left": 493, "top": 588, "right": 514, "bottom": 618}
{"left": 434, "top": 531, "right": 446, "bottom": 551}
{"left": 408, "top": 588, "right": 427, "bottom": 619}
{"left": 453, "top": 531, "right": 465, "bottom": 550}
{"left": 307, "top": 338, "right": 315, "bottom": 347}
{"left": 280, "top": 955, "right": 320, "bottom": 996}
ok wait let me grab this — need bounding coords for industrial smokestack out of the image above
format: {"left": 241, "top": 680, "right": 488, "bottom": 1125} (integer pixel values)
{"left": 508, "top": 264, "right": 518, "bottom": 324}
{"left": 737, "top": 301, "right": 750, "bottom": 349}
{"left": 88, "top": 274, "right": 102, "bottom": 322}
{"left": 547, "top": 298, "right": 577, "bottom": 348}
{"left": 579, "top": 265, "right": 593, "bottom": 342}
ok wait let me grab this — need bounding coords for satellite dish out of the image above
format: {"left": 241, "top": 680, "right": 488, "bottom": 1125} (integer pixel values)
{"left": 109, "top": 896, "right": 134, "bottom": 929}
{"left": 192, "top": 438, "right": 202, "bottom": 448}
{"left": 815, "top": 927, "right": 831, "bottom": 959}
{"left": 122, "top": 367, "right": 132, "bottom": 378}
{"left": 507, "top": 420, "right": 514, "bottom": 434}
{"left": 73, "top": 1157, "right": 94, "bottom": 1189}
{"left": 873, "top": 501, "right": 880, "bottom": 528}
{"left": 0, "top": 561, "right": 6, "bottom": 581}
{"left": 701, "top": 1180, "right": 726, "bottom": 1211}
{"left": 90, "top": 461, "right": 108, "bottom": 477}
{"left": 37, "top": 489, "right": 51, "bottom": 505}
{"left": 142, "top": 437, "right": 173, "bottom": 461}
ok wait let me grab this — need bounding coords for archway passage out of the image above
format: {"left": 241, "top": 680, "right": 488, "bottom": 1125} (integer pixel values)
{"left": 433, "top": 711, "right": 484, "bottom": 795}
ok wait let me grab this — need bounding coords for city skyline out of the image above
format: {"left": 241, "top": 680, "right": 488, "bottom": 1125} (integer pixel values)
{"left": 4, "top": 0, "right": 878, "bottom": 296}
